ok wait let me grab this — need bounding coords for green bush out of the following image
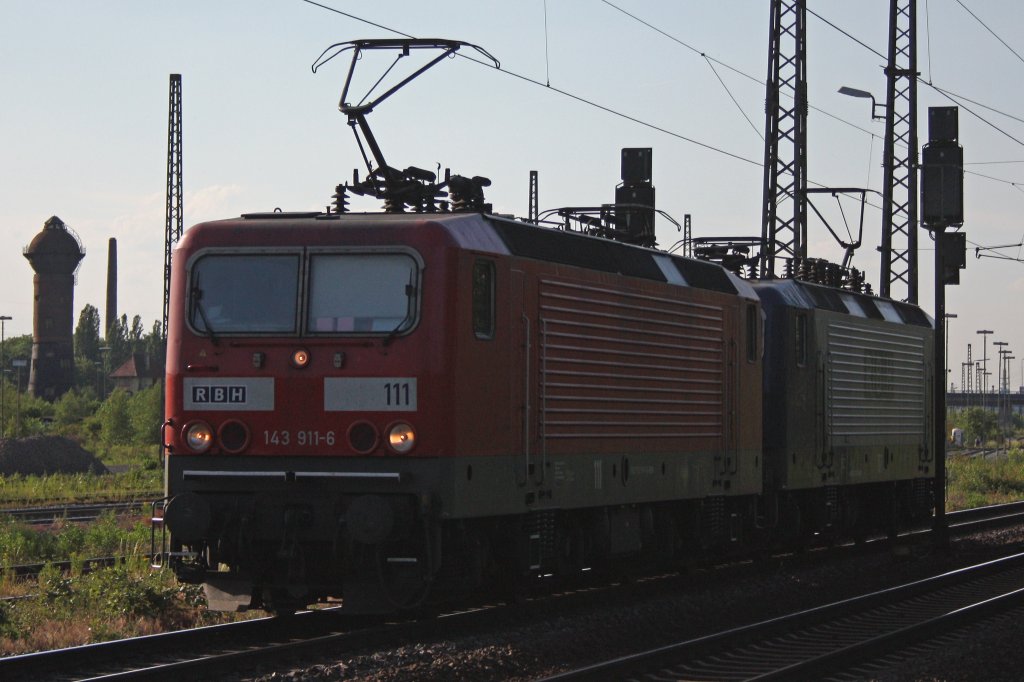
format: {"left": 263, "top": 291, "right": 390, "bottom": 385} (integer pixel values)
{"left": 947, "top": 446, "right": 1024, "bottom": 510}
{"left": 98, "top": 390, "right": 133, "bottom": 447}
{"left": 79, "top": 562, "right": 177, "bottom": 618}
{"left": 0, "top": 517, "right": 60, "bottom": 566}
{"left": 128, "top": 383, "right": 163, "bottom": 446}
{"left": 0, "top": 512, "right": 152, "bottom": 566}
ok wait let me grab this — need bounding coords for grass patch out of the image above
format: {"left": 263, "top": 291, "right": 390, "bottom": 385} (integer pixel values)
{"left": 0, "top": 559, "right": 240, "bottom": 655}
{"left": 0, "top": 468, "right": 161, "bottom": 508}
{"left": 0, "top": 511, "right": 152, "bottom": 566}
{"left": 0, "top": 514, "right": 257, "bottom": 654}
{"left": 946, "top": 446, "right": 1024, "bottom": 511}
{"left": 97, "top": 443, "right": 164, "bottom": 470}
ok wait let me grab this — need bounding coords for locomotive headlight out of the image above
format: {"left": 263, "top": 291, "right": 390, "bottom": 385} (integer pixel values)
{"left": 386, "top": 422, "right": 416, "bottom": 454}
{"left": 183, "top": 421, "right": 214, "bottom": 453}
{"left": 291, "top": 348, "right": 310, "bottom": 368}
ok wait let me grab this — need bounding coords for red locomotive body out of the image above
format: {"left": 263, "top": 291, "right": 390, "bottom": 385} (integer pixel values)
{"left": 158, "top": 210, "right": 764, "bottom": 612}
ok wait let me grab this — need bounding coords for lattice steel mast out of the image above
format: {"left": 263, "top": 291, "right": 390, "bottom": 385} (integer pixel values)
{"left": 163, "top": 74, "right": 183, "bottom": 340}
{"left": 880, "top": 0, "right": 919, "bottom": 302}
{"left": 760, "top": 0, "right": 808, "bottom": 278}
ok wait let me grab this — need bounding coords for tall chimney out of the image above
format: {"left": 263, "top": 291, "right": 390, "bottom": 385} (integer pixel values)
{"left": 106, "top": 237, "right": 117, "bottom": 338}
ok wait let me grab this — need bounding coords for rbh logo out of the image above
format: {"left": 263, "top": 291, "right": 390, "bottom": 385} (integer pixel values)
{"left": 192, "top": 385, "right": 247, "bottom": 404}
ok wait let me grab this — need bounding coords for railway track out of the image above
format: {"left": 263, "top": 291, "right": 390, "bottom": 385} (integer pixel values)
{"left": 0, "top": 588, "right": 548, "bottom": 681}
{"left": 540, "top": 551, "right": 1024, "bottom": 681}
{"left": 2, "top": 501, "right": 1023, "bottom": 679}
{"left": 0, "top": 498, "right": 1013, "bottom": 584}
{"left": 0, "top": 500, "right": 146, "bottom": 525}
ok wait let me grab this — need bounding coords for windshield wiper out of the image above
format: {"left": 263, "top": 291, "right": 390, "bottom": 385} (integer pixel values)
{"left": 190, "top": 275, "right": 220, "bottom": 346}
{"left": 382, "top": 274, "right": 416, "bottom": 347}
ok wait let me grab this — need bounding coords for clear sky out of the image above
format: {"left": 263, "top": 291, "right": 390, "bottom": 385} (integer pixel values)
{"left": 2, "top": 1, "right": 1023, "bottom": 389}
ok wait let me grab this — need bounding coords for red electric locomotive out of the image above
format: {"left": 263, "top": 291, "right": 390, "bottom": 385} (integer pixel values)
{"left": 156, "top": 209, "right": 763, "bottom": 612}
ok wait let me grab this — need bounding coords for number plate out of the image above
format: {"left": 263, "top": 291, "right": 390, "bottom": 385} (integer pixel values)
{"left": 324, "top": 377, "right": 417, "bottom": 411}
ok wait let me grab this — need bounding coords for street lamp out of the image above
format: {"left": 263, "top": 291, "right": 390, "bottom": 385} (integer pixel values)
{"left": 995, "top": 342, "right": 1010, "bottom": 440}
{"left": 838, "top": 86, "right": 886, "bottom": 120}
{"left": 11, "top": 359, "right": 26, "bottom": 438}
{"left": 994, "top": 342, "right": 1008, "bottom": 392}
{"left": 1005, "top": 356, "right": 1015, "bottom": 431}
{"left": 0, "top": 315, "right": 10, "bottom": 440}
{"left": 977, "top": 330, "right": 994, "bottom": 407}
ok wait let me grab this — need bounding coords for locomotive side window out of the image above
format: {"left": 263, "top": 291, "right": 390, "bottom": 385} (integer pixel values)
{"left": 307, "top": 254, "right": 418, "bottom": 334}
{"left": 745, "top": 304, "right": 757, "bottom": 362}
{"left": 190, "top": 254, "right": 299, "bottom": 334}
{"left": 795, "top": 313, "right": 808, "bottom": 367}
{"left": 472, "top": 259, "right": 495, "bottom": 339}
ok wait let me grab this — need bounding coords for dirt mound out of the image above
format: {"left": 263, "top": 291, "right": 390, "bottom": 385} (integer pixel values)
{"left": 0, "top": 436, "right": 109, "bottom": 476}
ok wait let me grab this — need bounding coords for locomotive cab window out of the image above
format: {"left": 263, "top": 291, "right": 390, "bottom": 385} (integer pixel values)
{"left": 189, "top": 254, "right": 300, "bottom": 334}
{"left": 307, "top": 253, "right": 419, "bottom": 334}
{"left": 472, "top": 259, "right": 495, "bottom": 339}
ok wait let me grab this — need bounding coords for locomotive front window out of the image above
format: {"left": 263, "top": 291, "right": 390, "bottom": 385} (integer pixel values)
{"left": 307, "top": 254, "right": 418, "bottom": 334}
{"left": 189, "top": 254, "right": 300, "bottom": 334}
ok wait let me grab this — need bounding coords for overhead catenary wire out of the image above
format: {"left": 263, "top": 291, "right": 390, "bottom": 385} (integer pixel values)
{"left": 702, "top": 54, "right": 763, "bottom": 141}
{"left": 594, "top": 0, "right": 1014, "bottom": 218}
{"left": 299, "top": 0, "right": 1024, "bottom": 211}
{"left": 954, "top": 0, "right": 1024, "bottom": 67}
{"left": 804, "top": 5, "right": 1024, "bottom": 182}
{"left": 599, "top": 0, "right": 878, "bottom": 138}
{"left": 298, "top": 0, "right": 891, "bottom": 223}
{"left": 299, "top": 0, "right": 763, "bottom": 168}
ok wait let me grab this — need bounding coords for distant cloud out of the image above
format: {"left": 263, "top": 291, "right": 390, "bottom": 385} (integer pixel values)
{"left": 187, "top": 184, "right": 245, "bottom": 224}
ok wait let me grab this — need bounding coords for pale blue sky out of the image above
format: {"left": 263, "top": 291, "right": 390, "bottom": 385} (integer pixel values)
{"left": 2, "top": 1, "right": 1023, "bottom": 387}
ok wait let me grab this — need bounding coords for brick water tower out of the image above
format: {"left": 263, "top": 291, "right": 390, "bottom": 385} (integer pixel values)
{"left": 23, "top": 216, "right": 85, "bottom": 400}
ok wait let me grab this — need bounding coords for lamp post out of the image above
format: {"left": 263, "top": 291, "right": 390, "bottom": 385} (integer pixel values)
{"left": 12, "top": 359, "right": 26, "bottom": 438}
{"left": 994, "top": 341, "right": 1008, "bottom": 407}
{"left": 0, "top": 315, "right": 10, "bottom": 440}
{"left": 977, "top": 330, "right": 993, "bottom": 408}
{"left": 838, "top": 86, "right": 886, "bottom": 120}
{"left": 1005, "top": 355, "right": 1015, "bottom": 443}
{"left": 995, "top": 342, "right": 1009, "bottom": 440}
{"left": 976, "top": 362, "right": 983, "bottom": 409}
